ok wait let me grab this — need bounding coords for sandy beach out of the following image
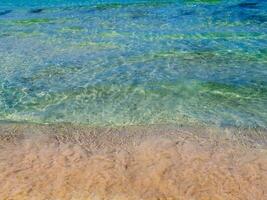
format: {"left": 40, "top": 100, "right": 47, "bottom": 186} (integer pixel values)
{"left": 0, "top": 124, "right": 266, "bottom": 200}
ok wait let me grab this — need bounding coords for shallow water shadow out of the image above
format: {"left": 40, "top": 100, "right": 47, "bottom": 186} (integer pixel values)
{"left": 29, "top": 8, "right": 44, "bottom": 14}
{"left": 238, "top": 2, "right": 259, "bottom": 8}
{"left": 0, "top": 10, "right": 12, "bottom": 16}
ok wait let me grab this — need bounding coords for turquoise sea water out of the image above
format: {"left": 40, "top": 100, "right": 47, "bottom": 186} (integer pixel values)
{"left": 0, "top": 0, "right": 266, "bottom": 127}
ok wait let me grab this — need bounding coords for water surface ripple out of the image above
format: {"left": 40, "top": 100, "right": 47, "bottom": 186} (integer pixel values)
{"left": 0, "top": 0, "right": 266, "bottom": 127}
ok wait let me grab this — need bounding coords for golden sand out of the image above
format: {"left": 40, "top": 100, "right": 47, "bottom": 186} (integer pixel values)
{"left": 0, "top": 124, "right": 266, "bottom": 200}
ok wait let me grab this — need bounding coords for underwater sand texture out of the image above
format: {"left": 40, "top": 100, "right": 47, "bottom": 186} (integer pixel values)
{"left": 0, "top": 124, "right": 266, "bottom": 200}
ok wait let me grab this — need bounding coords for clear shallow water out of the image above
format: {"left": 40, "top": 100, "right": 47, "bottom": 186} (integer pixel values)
{"left": 0, "top": 0, "right": 266, "bottom": 127}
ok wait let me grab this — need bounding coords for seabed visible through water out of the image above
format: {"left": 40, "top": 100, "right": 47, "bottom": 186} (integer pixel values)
{"left": 0, "top": 123, "right": 266, "bottom": 199}
{"left": 0, "top": 0, "right": 267, "bottom": 199}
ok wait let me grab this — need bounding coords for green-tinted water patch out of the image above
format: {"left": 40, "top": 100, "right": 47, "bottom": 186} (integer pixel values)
{"left": 12, "top": 18, "right": 53, "bottom": 25}
{"left": 0, "top": 0, "right": 266, "bottom": 128}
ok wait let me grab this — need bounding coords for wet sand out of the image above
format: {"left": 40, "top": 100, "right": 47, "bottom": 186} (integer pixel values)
{"left": 0, "top": 124, "right": 267, "bottom": 200}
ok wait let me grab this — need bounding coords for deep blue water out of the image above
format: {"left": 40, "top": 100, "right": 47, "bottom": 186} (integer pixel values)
{"left": 0, "top": 0, "right": 266, "bottom": 127}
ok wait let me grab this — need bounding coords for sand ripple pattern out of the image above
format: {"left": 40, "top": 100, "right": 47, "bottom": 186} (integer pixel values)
{"left": 0, "top": 126, "right": 266, "bottom": 200}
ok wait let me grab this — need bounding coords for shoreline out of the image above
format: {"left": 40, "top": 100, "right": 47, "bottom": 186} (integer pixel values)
{"left": 0, "top": 123, "right": 267, "bottom": 199}
{"left": 1, "top": 122, "right": 267, "bottom": 148}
